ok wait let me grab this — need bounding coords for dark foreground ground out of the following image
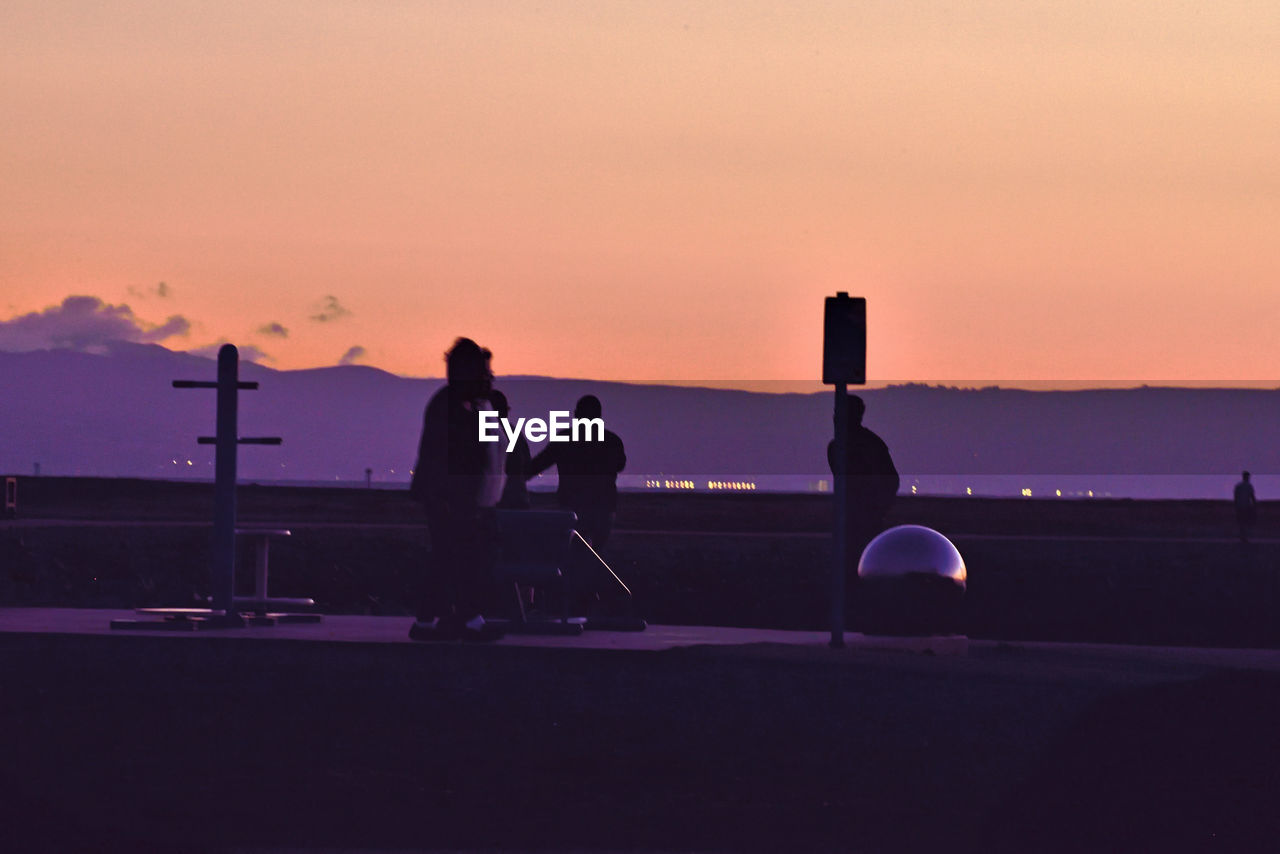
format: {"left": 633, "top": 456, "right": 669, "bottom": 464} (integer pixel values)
{"left": 4, "top": 477, "right": 1280, "bottom": 647}
{"left": 5, "top": 479, "right": 1280, "bottom": 852}
{"left": 3, "top": 630, "right": 1280, "bottom": 853}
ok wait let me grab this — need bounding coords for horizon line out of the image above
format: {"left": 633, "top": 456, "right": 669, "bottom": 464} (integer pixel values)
{"left": 7, "top": 343, "right": 1280, "bottom": 393}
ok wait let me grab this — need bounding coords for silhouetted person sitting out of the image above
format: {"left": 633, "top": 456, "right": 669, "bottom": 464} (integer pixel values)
{"left": 827, "top": 394, "right": 900, "bottom": 582}
{"left": 490, "top": 389, "right": 531, "bottom": 510}
{"left": 526, "top": 394, "right": 626, "bottom": 609}
{"left": 1234, "top": 470, "right": 1257, "bottom": 543}
{"left": 408, "top": 338, "right": 506, "bottom": 641}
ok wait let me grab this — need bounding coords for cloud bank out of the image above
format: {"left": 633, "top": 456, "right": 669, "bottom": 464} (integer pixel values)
{"left": 0, "top": 295, "right": 190, "bottom": 352}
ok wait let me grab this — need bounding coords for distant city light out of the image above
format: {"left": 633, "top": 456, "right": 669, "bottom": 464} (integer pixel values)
{"left": 965, "top": 487, "right": 972, "bottom": 496}
{"left": 1055, "top": 489, "right": 1062, "bottom": 497}
{"left": 706, "top": 481, "right": 757, "bottom": 491}
{"left": 1021, "top": 488, "right": 1032, "bottom": 497}
{"left": 642, "top": 479, "right": 708, "bottom": 490}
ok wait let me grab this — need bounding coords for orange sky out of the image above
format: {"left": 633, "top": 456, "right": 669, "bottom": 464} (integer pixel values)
{"left": 2, "top": 1, "right": 1277, "bottom": 385}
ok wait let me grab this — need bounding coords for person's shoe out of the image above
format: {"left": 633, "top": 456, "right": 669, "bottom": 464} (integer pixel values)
{"left": 408, "top": 617, "right": 460, "bottom": 642}
{"left": 460, "top": 614, "right": 505, "bottom": 642}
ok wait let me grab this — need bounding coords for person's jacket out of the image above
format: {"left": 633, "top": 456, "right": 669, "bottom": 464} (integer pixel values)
{"left": 527, "top": 429, "right": 626, "bottom": 513}
{"left": 410, "top": 385, "right": 505, "bottom": 511}
{"left": 827, "top": 425, "right": 899, "bottom": 523}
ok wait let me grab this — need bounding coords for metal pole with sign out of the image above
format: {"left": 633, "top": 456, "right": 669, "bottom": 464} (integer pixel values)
{"left": 823, "top": 293, "right": 866, "bottom": 648}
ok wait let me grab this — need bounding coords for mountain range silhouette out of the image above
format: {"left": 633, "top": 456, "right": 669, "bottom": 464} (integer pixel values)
{"left": 2, "top": 342, "right": 1278, "bottom": 486}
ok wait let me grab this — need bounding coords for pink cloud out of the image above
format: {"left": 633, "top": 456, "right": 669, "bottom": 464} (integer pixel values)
{"left": 0, "top": 295, "right": 190, "bottom": 352}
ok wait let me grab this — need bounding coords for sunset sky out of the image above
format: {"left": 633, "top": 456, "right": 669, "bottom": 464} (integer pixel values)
{"left": 2, "top": 1, "right": 1276, "bottom": 385}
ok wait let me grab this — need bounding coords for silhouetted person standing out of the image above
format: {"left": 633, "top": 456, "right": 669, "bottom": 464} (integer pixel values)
{"left": 408, "top": 338, "right": 505, "bottom": 641}
{"left": 490, "top": 389, "right": 531, "bottom": 510}
{"left": 527, "top": 394, "right": 626, "bottom": 549}
{"left": 828, "top": 394, "right": 900, "bottom": 581}
{"left": 526, "top": 395, "right": 626, "bottom": 613}
{"left": 1235, "top": 470, "right": 1257, "bottom": 543}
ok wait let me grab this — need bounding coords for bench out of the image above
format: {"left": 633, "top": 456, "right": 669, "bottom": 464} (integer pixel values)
{"left": 492, "top": 509, "right": 583, "bottom": 635}
{"left": 491, "top": 509, "right": 645, "bottom": 634}
{"left": 113, "top": 527, "right": 320, "bottom": 630}
{"left": 232, "top": 528, "right": 321, "bottom": 624}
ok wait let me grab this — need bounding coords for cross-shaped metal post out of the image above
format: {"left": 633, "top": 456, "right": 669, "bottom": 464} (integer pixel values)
{"left": 174, "top": 344, "right": 281, "bottom": 625}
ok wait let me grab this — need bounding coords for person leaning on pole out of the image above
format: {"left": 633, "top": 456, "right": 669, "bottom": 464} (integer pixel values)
{"left": 827, "top": 394, "right": 900, "bottom": 583}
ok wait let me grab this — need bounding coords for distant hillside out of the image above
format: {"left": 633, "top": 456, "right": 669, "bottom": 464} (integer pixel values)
{"left": 2, "top": 343, "right": 1278, "bottom": 484}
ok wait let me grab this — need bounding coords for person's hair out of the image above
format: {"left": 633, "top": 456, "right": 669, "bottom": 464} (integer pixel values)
{"left": 1243, "top": 470, "right": 1251, "bottom": 480}
{"left": 489, "top": 389, "right": 509, "bottom": 418}
{"left": 849, "top": 394, "right": 866, "bottom": 422}
{"left": 574, "top": 394, "right": 602, "bottom": 420}
{"left": 444, "top": 337, "right": 491, "bottom": 383}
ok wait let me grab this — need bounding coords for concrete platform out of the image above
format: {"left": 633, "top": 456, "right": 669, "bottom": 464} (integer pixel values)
{"left": 9, "top": 606, "right": 1280, "bottom": 674}
{"left": 2, "top": 606, "right": 969, "bottom": 654}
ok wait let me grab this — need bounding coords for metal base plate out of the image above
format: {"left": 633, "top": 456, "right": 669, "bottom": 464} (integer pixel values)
{"left": 111, "top": 610, "right": 245, "bottom": 631}
{"left": 115, "top": 606, "right": 320, "bottom": 630}
{"left": 497, "top": 618, "right": 585, "bottom": 636}
{"left": 583, "top": 615, "right": 648, "bottom": 632}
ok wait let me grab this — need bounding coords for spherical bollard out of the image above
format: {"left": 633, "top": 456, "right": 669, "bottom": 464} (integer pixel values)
{"left": 855, "top": 524, "right": 966, "bottom": 636}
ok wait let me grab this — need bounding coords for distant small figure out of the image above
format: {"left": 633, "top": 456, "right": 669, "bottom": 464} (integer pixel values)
{"left": 1234, "top": 470, "right": 1257, "bottom": 543}
{"left": 827, "top": 394, "right": 900, "bottom": 580}
{"left": 490, "top": 389, "right": 531, "bottom": 510}
{"left": 407, "top": 338, "right": 506, "bottom": 641}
